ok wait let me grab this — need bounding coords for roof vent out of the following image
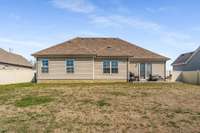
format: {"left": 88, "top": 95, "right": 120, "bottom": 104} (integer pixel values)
{"left": 107, "top": 46, "right": 112, "bottom": 49}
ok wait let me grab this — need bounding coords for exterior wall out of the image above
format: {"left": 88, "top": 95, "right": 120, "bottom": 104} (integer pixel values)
{"left": 37, "top": 57, "right": 93, "bottom": 80}
{"left": 37, "top": 57, "right": 128, "bottom": 80}
{"left": 36, "top": 57, "right": 166, "bottom": 81}
{"left": 129, "top": 62, "right": 139, "bottom": 76}
{"left": 173, "top": 50, "right": 200, "bottom": 71}
{"left": 129, "top": 61, "right": 165, "bottom": 78}
{"left": 152, "top": 62, "right": 165, "bottom": 77}
{"left": 94, "top": 58, "right": 127, "bottom": 80}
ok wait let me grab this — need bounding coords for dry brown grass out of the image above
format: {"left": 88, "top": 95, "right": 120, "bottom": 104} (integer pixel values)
{"left": 0, "top": 82, "right": 200, "bottom": 133}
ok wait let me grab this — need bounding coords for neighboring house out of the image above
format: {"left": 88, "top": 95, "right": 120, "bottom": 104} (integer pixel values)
{"left": 0, "top": 48, "right": 34, "bottom": 84}
{"left": 32, "top": 37, "right": 169, "bottom": 83}
{"left": 172, "top": 47, "right": 200, "bottom": 71}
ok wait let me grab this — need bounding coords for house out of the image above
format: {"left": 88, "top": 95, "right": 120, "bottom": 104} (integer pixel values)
{"left": 0, "top": 48, "right": 34, "bottom": 84}
{"left": 172, "top": 47, "right": 200, "bottom": 71}
{"left": 32, "top": 37, "right": 169, "bottom": 83}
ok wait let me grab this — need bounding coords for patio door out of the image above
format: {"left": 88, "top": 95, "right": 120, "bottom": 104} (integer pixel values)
{"left": 140, "top": 63, "right": 152, "bottom": 79}
{"left": 140, "top": 63, "right": 145, "bottom": 79}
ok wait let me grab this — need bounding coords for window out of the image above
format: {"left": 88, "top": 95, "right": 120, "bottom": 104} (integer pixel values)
{"left": 103, "top": 60, "right": 118, "bottom": 74}
{"left": 41, "top": 59, "right": 48, "bottom": 73}
{"left": 103, "top": 60, "right": 110, "bottom": 73}
{"left": 111, "top": 61, "right": 118, "bottom": 73}
{"left": 66, "top": 59, "right": 74, "bottom": 73}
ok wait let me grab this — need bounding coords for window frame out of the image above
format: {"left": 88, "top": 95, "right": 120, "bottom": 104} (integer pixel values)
{"left": 103, "top": 60, "right": 110, "bottom": 74}
{"left": 111, "top": 60, "right": 118, "bottom": 74}
{"left": 146, "top": 63, "right": 152, "bottom": 78}
{"left": 102, "top": 60, "right": 119, "bottom": 74}
{"left": 41, "top": 59, "right": 49, "bottom": 73}
{"left": 66, "top": 59, "right": 75, "bottom": 73}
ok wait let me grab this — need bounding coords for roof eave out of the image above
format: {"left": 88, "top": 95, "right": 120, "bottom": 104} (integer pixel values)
{"left": 0, "top": 62, "right": 33, "bottom": 68}
{"left": 171, "top": 62, "right": 187, "bottom": 66}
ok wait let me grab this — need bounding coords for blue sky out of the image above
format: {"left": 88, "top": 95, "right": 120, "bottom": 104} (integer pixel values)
{"left": 0, "top": 0, "right": 200, "bottom": 70}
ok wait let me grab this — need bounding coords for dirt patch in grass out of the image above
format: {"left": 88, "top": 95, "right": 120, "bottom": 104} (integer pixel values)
{"left": 15, "top": 96, "right": 53, "bottom": 107}
{"left": 78, "top": 98, "right": 110, "bottom": 107}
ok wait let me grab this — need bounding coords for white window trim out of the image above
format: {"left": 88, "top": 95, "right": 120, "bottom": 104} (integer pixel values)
{"left": 66, "top": 59, "right": 75, "bottom": 73}
{"left": 102, "top": 60, "right": 111, "bottom": 74}
{"left": 102, "top": 60, "right": 119, "bottom": 75}
{"left": 42, "top": 59, "right": 48, "bottom": 68}
{"left": 41, "top": 59, "right": 49, "bottom": 73}
{"left": 111, "top": 60, "right": 118, "bottom": 74}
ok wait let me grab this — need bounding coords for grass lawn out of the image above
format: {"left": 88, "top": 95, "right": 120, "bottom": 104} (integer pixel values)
{"left": 0, "top": 82, "right": 200, "bottom": 133}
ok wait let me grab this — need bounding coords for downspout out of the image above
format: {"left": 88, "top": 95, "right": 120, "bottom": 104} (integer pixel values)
{"left": 93, "top": 56, "right": 95, "bottom": 80}
{"left": 36, "top": 57, "right": 38, "bottom": 83}
{"left": 127, "top": 57, "right": 129, "bottom": 82}
{"left": 138, "top": 63, "right": 140, "bottom": 81}
{"left": 164, "top": 61, "right": 166, "bottom": 80}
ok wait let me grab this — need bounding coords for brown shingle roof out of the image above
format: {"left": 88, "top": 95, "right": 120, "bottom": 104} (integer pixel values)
{"left": 32, "top": 37, "right": 169, "bottom": 61}
{"left": 0, "top": 48, "right": 32, "bottom": 68}
{"left": 172, "top": 52, "right": 194, "bottom": 66}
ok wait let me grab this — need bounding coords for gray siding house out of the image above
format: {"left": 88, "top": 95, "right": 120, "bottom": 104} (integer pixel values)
{"left": 172, "top": 47, "right": 200, "bottom": 71}
{"left": 32, "top": 37, "right": 169, "bottom": 83}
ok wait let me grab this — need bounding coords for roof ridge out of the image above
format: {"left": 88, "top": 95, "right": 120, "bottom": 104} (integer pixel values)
{"left": 77, "top": 37, "right": 119, "bottom": 40}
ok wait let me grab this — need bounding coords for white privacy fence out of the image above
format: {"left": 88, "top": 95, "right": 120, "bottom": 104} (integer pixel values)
{"left": 0, "top": 69, "right": 35, "bottom": 85}
{"left": 172, "top": 71, "right": 200, "bottom": 85}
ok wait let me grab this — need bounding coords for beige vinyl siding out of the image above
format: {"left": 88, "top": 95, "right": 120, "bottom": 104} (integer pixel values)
{"left": 94, "top": 58, "right": 127, "bottom": 80}
{"left": 129, "top": 61, "right": 165, "bottom": 78}
{"left": 152, "top": 62, "right": 165, "bottom": 77}
{"left": 36, "top": 57, "right": 166, "bottom": 81}
{"left": 129, "top": 62, "right": 139, "bottom": 76}
{"left": 37, "top": 57, "right": 93, "bottom": 80}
